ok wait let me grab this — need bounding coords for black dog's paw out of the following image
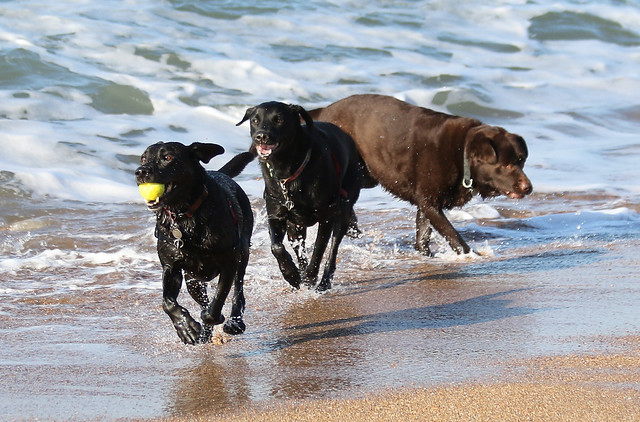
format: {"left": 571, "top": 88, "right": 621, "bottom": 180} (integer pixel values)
{"left": 346, "top": 222, "right": 362, "bottom": 239}
{"left": 174, "top": 318, "right": 203, "bottom": 345}
{"left": 414, "top": 243, "right": 433, "bottom": 257}
{"left": 316, "top": 279, "right": 332, "bottom": 292}
{"left": 198, "top": 324, "right": 213, "bottom": 344}
{"left": 301, "top": 270, "right": 317, "bottom": 289}
{"left": 223, "top": 316, "right": 246, "bottom": 335}
{"left": 201, "top": 310, "right": 225, "bottom": 326}
{"left": 302, "top": 276, "right": 317, "bottom": 289}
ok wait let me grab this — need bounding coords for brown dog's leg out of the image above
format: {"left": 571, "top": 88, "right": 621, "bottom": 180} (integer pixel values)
{"left": 415, "top": 209, "right": 433, "bottom": 256}
{"left": 417, "top": 206, "right": 471, "bottom": 255}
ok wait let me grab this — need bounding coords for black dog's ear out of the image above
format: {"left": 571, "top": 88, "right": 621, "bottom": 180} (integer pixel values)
{"left": 236, "top": 106, "right": 256, "bottom": 126}
{"left": 289, "top": 104, "right": 314, "bottom": 131}
{"left": 189, "top": 142, "right": 225, "bottom": 164}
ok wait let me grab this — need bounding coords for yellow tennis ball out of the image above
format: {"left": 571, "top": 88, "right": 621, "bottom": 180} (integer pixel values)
{"left": 138, "top": 183, "right": 165, "bottom": 201}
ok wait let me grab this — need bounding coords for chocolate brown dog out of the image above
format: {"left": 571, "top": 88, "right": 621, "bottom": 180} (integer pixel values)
{"left": 237, "top": 101, "right": 362, "bottom": 291}
{"left": 309, "top": 94, "right": 532, "bottom": 255}
{"left": 135, "top": 142, "right": 253, "bottom": 344}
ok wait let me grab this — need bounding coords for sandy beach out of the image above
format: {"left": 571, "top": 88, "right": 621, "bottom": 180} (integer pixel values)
{"left": 6, "top": 329, "right": 640, "bottom": 421}
{"left": 186, "top": 336, "right": 640, "bottom": 421}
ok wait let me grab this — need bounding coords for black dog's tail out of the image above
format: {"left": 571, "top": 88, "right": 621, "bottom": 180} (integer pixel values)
{"left": 218, "top": 151, "right": 255, "bottom": 178}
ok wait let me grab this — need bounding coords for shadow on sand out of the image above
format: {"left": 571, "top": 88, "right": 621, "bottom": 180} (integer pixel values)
{"left": 234, "top": 288, "right": 541, "bottom": 358}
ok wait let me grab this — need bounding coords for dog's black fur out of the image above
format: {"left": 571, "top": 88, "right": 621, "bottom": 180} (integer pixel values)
{"left": 237, "top": 101, "right": 362, "bottom": 291}
{"left": 135, "top": 142, "right": 254, "bottom": 344}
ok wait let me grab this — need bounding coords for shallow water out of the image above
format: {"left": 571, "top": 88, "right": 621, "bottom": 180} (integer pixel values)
{"left": 2, "top": 195, "right": 640, "bottom": 420}
{"left": 1, "top": 0, "right": 640, "bottom": 419}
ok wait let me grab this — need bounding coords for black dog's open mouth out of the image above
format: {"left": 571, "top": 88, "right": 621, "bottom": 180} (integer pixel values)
{"left": 255, "top": 143, "right": 278, "bottom": 159}
{"left": 146, "top": 196, "right": 163, "bottom": 211}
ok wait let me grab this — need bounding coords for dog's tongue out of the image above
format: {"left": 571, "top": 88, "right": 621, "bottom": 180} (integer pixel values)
{"left": 257, "top": 144, "right": 276, "bottom": 158}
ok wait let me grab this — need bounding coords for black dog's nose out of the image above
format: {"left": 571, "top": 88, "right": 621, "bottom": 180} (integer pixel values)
{"left": 135, "top": 167, "right": 150, "bottom": 182}
{"left": 254, "top": 132, "right": 268, "bottom": 144}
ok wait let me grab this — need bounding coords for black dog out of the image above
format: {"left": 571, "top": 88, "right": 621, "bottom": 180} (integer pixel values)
{"left": 135, "top": 142, "right": 254, "bottom": 344}
{"left": 237, "top": 102, "right": 362, "bottom": 291}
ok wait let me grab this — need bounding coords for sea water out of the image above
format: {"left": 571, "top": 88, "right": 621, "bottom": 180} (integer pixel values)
{"left": 1, "top": 0, "right": 639, "bottom": 294}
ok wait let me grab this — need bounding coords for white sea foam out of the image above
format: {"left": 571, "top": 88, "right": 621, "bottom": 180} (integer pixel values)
{"left": 0, "top": 0, "right": 637, "bottom": 205}
{"left": 0, "top": 0, "right": 639, "bottom": 293}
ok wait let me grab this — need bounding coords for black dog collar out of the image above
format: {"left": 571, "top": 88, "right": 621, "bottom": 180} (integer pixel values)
{"left": 265, "top": 148, "right": 312, "bottom": 184}
{"left": 163, "top": 185, "right": 209, "bottom": 220}
{"left": 158, "top": 185, "right": 208, "bottom": 251}
{"left": 265, "top": 149, "right": 312, "bottom": 211}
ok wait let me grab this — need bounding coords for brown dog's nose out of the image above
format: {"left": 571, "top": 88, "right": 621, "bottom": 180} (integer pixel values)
{"left": 520, "top": 178, "right": 533, "bottom": 195}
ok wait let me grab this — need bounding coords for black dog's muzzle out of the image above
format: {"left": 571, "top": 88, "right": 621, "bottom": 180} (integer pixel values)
{"left": 135, "top": 165, "right": 155, "bottom": 185}
{"left": 253, "top": 132, "right": 279, "bottom": 160}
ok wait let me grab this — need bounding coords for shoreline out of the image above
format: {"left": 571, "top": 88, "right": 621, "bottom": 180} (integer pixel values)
{"left": 1, "top": 209, "right": 639, "bottom": 421}
{"left": 165, "top": 335, "right": 640, "bottom": 421}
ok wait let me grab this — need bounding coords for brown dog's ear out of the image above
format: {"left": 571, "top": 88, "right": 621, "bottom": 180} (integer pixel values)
{"left": 189, "top": 142, "right": 225, "bottom": 164}
{"left": 289, "top": 104, "right": 314, "bottom": 131}
{"left": 236, "top": 106, "right": 256, "bottom": 126}
{"left": 465, "top": 126, "right": 498, "bottom": 165}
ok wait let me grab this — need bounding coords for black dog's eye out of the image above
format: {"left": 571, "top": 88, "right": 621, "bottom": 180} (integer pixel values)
{"left": 251, "top": 117, "right": 260, "bottom": 125}
{"left": 273, "top": 116, "right": 283, "bottom": 125}
{"left": 141, "top": 156, "right": 147, "bottom": 164}
{"left": 164, "top": 154, "right": 172, "bottom": 162}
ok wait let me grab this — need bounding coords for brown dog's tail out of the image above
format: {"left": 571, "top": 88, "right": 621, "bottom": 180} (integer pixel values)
{"left": 218, "top": 151, "right": 255, "bottom": 178}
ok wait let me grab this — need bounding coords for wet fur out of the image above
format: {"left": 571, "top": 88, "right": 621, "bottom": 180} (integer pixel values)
{"left": 309, "top": 94, "right": 532, "bottom": 255}
{"left": 237, "top": 101, "right": 362, "bottom": 291}
{"left": 135, "top": 142, "right": 253, "bottom": 344}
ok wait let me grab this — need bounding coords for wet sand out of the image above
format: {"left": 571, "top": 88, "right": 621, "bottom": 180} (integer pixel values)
{"left": 1, "top": 204, "right": 639, "bottom": 421}
{"left": 179, "top": 339, "right": 640, "bottom": 421}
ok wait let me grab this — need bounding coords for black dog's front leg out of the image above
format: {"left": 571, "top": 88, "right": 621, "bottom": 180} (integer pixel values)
{"left": 200, "top": 267, "right": 231, "bottom": 327}
{"left": 304, "top": 221, "right": 333, "bottom": 288}
{"left": 162, "top": 266, "right": 203, "bottom": 345}
{"left": 186, "top": 277, "right": 213, "bottom": 343}
{"left": 286, "top": 222, "right": 308, "bottom": 271}
{"left": 269, "top": 218, "right": 301, "bottom": 289}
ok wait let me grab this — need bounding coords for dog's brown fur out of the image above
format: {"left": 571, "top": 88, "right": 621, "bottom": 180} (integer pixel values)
{"left": 309, "top": 94, "right": 532, "bottom": 255}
